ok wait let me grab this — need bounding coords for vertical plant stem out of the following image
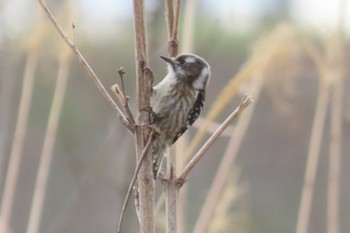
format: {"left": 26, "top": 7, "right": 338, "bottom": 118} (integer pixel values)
{"left": 0, "top": 49, "right": 38, "bottom": 233}
{"left": 132, "top": 0, "right": 155, "bottom": 232}
{"left": 164, "top": 147, "right": 179, "bottom": 233}
{"left": 327, "top": 3, "right": 346, "bottom": 233}
{"left": 181, "top": 0, "right": 196, "bottom": 52}
{"left": 193, "top": 74, "right": 263, "bottom": 233}
{"left": 328, "top": 74, "right": 342, "bottom": 233}
{"left": 165, "top": 0, "right": 179, "bottom": 56}
{"left": 163, "top": 1, "right": 182, "bottom": 233}
{"left": 295, "top": 80, "right": 331, "bottom": 233}
{"left": 176, "top": 137, "right": 187, "bottom": 233}
{"left": 176, "top": 2, "right": 196, "bottom": 231}
{"left": 26, "top": 49, "right": 71, "bottom": 233}
{"left": 165, "top": 0, "right": 174, "bottom": 39}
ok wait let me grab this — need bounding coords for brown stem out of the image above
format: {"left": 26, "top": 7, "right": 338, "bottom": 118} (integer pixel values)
{"left": 163, "top": 1, "right": 182, "bottom": 233}
{"left": 132, "top": 1, "right": 155, "bottom": 233}
{"left": 165, "top": 0, "right": 181, "bottom": 57}
{"left": 162, "top": 147, "right": 179, "bottom": 233}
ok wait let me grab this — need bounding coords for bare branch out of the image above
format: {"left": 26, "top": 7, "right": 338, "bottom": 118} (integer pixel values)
{"left": 37, "top": 0, "right": 132, "bottom": 131}
{"left": 117, "top": 68, "right": 127, "bottom": 96}
{"left": 165, "top": 0, "right": 174, "bottom": 38}
{"left": 178, "top": 95, "right": 253, "bottom": 181}
{"left": 165, "top": 0, "right": 181, "bottom": 56}
{"left": 111, "top": 67, "right": 136, "bottom": 126}
{"left": 172, "top": 0, "right": 181, "bottom": 39}
{"left": 132, "top": 1, "right": 155, "bottom": 233}
{"left": 163, "top": 2, "right": 182, "bottom": 233}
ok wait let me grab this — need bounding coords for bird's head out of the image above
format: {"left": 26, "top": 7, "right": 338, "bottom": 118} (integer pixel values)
{"left": 160, "top": 53, "right": 211, "bottom": 90}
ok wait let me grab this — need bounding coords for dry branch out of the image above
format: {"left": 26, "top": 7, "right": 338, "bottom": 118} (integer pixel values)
{"left": 132, "top": 1, "right": 155, "bottom": 233}
{"left": 37, "top": 0, "right": 132, "bottom": 131}
{"left": 163, "top": 1, "right": 182, "bottom": 233}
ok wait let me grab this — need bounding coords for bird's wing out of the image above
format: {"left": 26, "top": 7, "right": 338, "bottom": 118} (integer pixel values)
{"left": 171, "top": 89, "right": 205, "bottom": 144}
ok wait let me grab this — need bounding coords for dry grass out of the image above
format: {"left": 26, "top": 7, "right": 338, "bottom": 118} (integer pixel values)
{"left": 184, "top": 24, "right": 301, "bottom": 162}
{"left": 26, "top": 3, "right": 74, "bottom": 233}
{"left": 0, "top": 19, "right": 47, "bottom": 233}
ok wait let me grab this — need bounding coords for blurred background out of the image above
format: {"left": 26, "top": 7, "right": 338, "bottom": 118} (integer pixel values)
{"left": 0, "top": 0, "right": 350, "bottom": 233}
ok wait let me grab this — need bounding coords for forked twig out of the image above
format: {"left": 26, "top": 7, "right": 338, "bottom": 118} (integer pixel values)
{"left": 178, "top": 95, "right": 253, "bottom": 181}
{"left": 117, "top": 68, "right": 127, "bottom": 95}
{"left": 111, "top": 68, "right": 135, "bottom": 126}
{"left": 37, "top": 0, "right": 132, "bottom": 131}
{"left": 117, "top": 130, "right": 155, "bottom": 233}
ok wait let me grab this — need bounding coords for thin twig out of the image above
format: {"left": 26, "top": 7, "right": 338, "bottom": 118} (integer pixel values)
{"left": 117, "top": 68, "right": 127, "bottom": 95}
{"left": 193, "top": 118, "right": 234, "bottom": 136}
{"left": 178, "top": 95, "right": 253, "bottom": 181}
{"left": 117, "top": 131, "right": 155, "bottom": 233}
{"left": 71, "top": 23, "right": 76, "bottom": 45}
{"left": 37, "top": 0, "right": 132, "bottom": 131}
{"left": 116, "top": 67, "right": 135, "bottom": 125}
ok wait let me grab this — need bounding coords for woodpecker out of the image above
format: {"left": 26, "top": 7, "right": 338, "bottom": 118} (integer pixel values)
{"left": 150, "top": 53, "right": 211, "bottom": 178}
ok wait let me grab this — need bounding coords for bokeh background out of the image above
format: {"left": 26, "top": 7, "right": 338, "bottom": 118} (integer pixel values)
{"left": 0, "top": 0, "right": 350, "bottom": 233}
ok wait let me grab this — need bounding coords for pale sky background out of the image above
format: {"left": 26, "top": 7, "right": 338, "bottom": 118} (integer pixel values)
{"left": 1, "top": 0, "right": 350, "bottom": 38}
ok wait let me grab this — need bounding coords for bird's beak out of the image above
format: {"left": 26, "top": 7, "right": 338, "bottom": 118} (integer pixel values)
{"left": 160, "top": 56, "right": 174, "bottom": 65}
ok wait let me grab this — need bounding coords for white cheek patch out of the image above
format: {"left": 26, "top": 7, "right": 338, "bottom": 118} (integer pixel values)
{"left": 201, "top": 67, "right": 209, "bottom": 79}
{"left": 185, "top": 56, "right": 196, "bottom": 63}
{"left": 192, "top": 67, "right": 210, "bottom": 90}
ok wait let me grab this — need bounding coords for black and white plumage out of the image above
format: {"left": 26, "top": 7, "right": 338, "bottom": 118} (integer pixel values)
{"left": 150, "top": 53, "right": 211, "bottom": 178}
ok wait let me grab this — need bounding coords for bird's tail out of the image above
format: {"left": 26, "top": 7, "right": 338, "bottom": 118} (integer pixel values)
{"left": 152, "top": 137, "right": 167, "bottom": 179}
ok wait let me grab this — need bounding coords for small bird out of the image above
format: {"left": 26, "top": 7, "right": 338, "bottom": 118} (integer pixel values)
{"left": 150, "top": 53, "right": 211, "bottom": 178}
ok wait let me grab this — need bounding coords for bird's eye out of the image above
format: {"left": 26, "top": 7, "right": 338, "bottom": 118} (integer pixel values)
{"left": 177, "top": 57, "right": 185, "bottom": 65}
